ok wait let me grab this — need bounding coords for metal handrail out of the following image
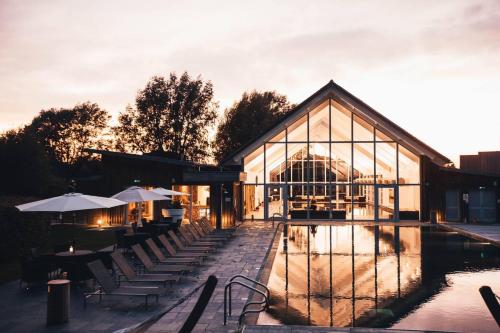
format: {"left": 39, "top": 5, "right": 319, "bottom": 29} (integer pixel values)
{"left": 238, "top": 301, "right": 268, "bottom": 327}
{"left": 223, "top": 281, "right": 268, "bottom": 325}
{"left": 271, "top": 213, "right": 284, "bottom": 227}
{"left": 229, "top": 274, "right": 270, "bottom": 300}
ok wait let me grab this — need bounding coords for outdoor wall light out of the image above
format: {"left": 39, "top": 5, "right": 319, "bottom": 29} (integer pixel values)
{"left": 69, "top": 245, "right": 74, "bottom": 254}
{"left": 97, "top": 219, "right": 103, "bottom": 227}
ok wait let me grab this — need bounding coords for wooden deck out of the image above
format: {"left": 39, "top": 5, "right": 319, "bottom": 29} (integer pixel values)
{"left": 439, "top": 222, "right": 500, "bottom": 247}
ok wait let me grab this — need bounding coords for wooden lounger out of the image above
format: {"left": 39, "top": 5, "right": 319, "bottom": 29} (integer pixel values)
{"left": 145, "top": 238, "right": 201, "bottom": 265}
{"left": 179, "top": 226, "right": 220, "bottom": 247}
{"left": 85, "top": 259, "right": 164, "bottom": 309}
{"left": 110, "top": 251, "right": 180, "bottom": 288}
{"left": 167, "top": 230, "right": 213, "bottom": 253}
{"left": 132, "top": 244, "right": 193, "bottom": 274}
{"left": 157, "top": 234, "right": 208, "bottom": 259}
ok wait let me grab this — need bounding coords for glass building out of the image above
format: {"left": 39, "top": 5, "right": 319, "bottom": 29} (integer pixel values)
{"left": 223, "top": 80, "right": 452, "bottom": 222}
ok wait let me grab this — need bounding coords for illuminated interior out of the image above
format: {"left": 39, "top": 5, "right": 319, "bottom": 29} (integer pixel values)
{"left": 243, "top": 97, "right": 420, "bottom": 220}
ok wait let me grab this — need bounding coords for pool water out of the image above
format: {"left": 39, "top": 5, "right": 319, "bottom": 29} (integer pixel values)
{"left": 258, "top": 225, "right": 500, "bottom": 333}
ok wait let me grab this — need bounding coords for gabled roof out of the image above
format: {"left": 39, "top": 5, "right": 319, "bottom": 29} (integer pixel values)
{"left": 222, "top": 80, "right": 452, "bottom": 166}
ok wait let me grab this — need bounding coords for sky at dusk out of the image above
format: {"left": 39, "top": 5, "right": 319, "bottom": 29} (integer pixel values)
{"left": 1, "top": 0, "right": 499, "bottom": 165}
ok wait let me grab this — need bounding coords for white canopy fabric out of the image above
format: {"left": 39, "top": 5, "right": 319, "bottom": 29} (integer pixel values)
{"left": 16, "top": 193, "right": 127, "bottom": 212}
{"left": 111, "top": 186, "right": 170, "bottom": 203}
{"left": 151, "top": 187, "right": 190, "bottom": 196}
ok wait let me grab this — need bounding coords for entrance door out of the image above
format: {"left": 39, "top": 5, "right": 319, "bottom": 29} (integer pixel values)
{"left": 469, "top": 190, "right": 496, "bottom": 223}
{"left": 265, "top": 184, "right": 287, "bottom": 220}
{"left": 375, "top": 185, "right": 398, "bottom": 221}
{"left": 445, "top": 190, "right": 460, "bottom": 222}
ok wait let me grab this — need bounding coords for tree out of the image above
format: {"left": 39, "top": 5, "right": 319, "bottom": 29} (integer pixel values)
{"left": 26, "top": 102, "right": 111, "bottom": 165}
{"left": 0, "top": 129, "right": 62, "bottom": 196}
{"left": 213, "top": 90, "right": 294, "bottom": 162}
{"left": 114, "top": 72, "right": 218, "bottom": 162}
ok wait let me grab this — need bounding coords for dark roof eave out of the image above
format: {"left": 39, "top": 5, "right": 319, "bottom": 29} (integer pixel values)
{"left": 85, "top": 149, "right": 211, "bottom": 167}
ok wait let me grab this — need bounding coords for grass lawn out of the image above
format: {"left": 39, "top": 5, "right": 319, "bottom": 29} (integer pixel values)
{"left": 0, "top": 224, "right": 117, "bottom": 285}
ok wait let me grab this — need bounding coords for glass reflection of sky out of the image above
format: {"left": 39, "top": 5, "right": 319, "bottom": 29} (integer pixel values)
{"left": 259, "top": 225, "right": 500, "bottom": 332}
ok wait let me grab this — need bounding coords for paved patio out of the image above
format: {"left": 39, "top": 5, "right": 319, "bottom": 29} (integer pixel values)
{"left": 0, "top": 221, "right": 277, "bottom": 333}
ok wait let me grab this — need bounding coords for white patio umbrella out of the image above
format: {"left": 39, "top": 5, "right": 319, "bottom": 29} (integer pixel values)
{"left": 111, "top": 186, "right": 170, "bottom": 226}
{"left": 16, "top": 193, "right": 127, "bottom": 248}
{"left": 151, "top": 187, "right": 190, "bottom": 196}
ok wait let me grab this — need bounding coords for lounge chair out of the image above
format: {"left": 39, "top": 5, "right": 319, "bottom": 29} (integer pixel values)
{"left": 131, "top": 244, "right": 193, "bottom": 274}
{"left": 199, "top": 218, "right": 235, "bottom": 236}
{"left": 167, "top": 230, "right": 213, "bottom": 253}
{"left": 192, "top": 221, "right": 229, "bottom": 241}
{"left": 110, "top": 251, "right": 180, "bottom": 288}
{"left": 85, "top": 259, "right": 163, "bottom": 309}
{"left": 157, "top": 234, "right": 208, "bottom": 259}
{"left": 179, "top": 226, "right": 220, "bottom": 247}
{"left": 185, "top": 224, "right": 226, "bottom": 243}
{"left": 145, "top": 239, "right": 201, "bottom": 265}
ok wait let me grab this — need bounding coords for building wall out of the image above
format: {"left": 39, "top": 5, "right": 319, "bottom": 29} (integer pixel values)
{"left": 422, "top": 156, "right": 500, "bottom": 223}
{"left": 460, "top": 151, "right": 500, "bottom": 175}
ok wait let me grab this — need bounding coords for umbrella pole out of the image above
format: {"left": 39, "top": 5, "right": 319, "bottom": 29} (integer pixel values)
{"left": 72, "top": 212, "right": 76, "bottom": 249}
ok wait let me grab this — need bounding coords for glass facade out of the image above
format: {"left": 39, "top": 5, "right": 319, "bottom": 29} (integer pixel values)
{"left": 242, "top": 97, "right": 421, "bottom": 221}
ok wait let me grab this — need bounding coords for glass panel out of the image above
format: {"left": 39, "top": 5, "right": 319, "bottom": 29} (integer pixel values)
{"left": 287, "top": 144, "right": 308, "bottom": 183}
{"left": 310, "top": 142, "right": 330, "bottom": 183}
{"left": 309, "top": 100, "right": 330, "bottom": 141}
{"left": 243, "top": 185, "right": 265, "bottom": 219}
{"left": 288, "top": 184, "right": 309, "bottom": 219}
{"left": 267, "top": 184, "right": 285, "bottom": 217}
{"left": 375, "top": 129, "right": 393, "bottom": 141}
{"left": 398, "top": 145, "right": 419, "bottom": 184}
{"left": 399, "top": 185, "right": 420, "bottom": 220}
{"left": 266, "top": 142, "right": 286, "bottom": 183}
{"left": 344, "top": 185, "right": 353, "bottom": 219}
{"left": 331, "top": 143, "right": 351, "bottom": 183}
{"left": 353, "top": 114, "right": 374, "bottom": 141}
{"left": 243, "top": 146, "right": 264, "bottom": 184}
{"left": 331, "top": 100, "right": 352, "bottom": 141}
{"left": 269, "top": 129, "right": 286, "bottom": 142}
{"left": 353, "top": 142, "right": 374, "bottom": 183}
{"left": 377, "top": 186, "right": 395, "bottom": 220}
{"left": 287, "top": 114, "right": 308, "bottom": 142}
{"left": 375, "top": 142, "right": 397, "bottom": 184}
{"left": 353, "top": 185, "right": 375, "bottom": 220}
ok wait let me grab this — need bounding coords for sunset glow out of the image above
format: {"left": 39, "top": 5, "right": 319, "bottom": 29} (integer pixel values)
{"left": 1, "top": 0, "right": 500, "bottom": 164}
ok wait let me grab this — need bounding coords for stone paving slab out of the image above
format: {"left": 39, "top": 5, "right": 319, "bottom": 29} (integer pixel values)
{"left": 439, "top": 222, "right": 500, "bottom": 247}
{"left": 242, "top": 325, "right": 457, "bottom": 333}
{"left": 0, "top": 221, "right": 277, "bottom": 333}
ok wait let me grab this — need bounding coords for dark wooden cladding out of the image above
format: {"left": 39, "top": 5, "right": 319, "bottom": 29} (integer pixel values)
{"left": 422, "top": 155, "right": 500, "bottom": 223}
{"left": 460, "top": 152, "right": 500, "bottom": 175}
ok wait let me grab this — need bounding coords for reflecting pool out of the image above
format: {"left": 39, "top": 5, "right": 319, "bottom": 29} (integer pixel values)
{"left": 258, "top": 225, "right": 500, "bottom": 333}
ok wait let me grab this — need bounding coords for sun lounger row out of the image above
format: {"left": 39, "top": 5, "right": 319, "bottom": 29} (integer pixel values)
{"left": 84, "top": 219, "right": 234, "bottom": 308}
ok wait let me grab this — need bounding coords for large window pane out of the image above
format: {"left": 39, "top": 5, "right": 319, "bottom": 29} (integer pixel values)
{"left": 331, "top": 100, "right": 352, "bottom": 141}
{"left": 287, "top": 114, "right": 308, "bottom": 142}
{"left": 310, "top": 142, "right": 330, "bottom": 182}
{"left": 243, "top": 185, "right": 264, "bottom": 219}
{"left": 376, "top": 142, "right": 397, "bottom": 184}
{"left": 267, "top": 184, "right": 285, "bottom": 217}
{"left": 287, "top": 144, "right": 308, "bottom": 183}
{"left": 243, "top": 146, "right": 264, "bottom": 184}
{"left": 375, "top": 129, "right": 393, "bottom": 141}
{"left": 399, "top": 185, "right": 420, "bottom": 220}
{"left": 331, "top": 143, "right": 351, "bottom": 183}
{"left": 288, "top": 184, "right": 309, "bottom": 219}
{"left": 266, "top": 142, "right": 286, "bottom": 183}
{"left": 269, "top": 129, "right": 286, "bottom": 142}
{"left": 398, "top": 145, "right": 420, "bottom": 184}
{"left": 353, "top": 184, "right": 375, "bottom": 220}
{"left": 353, "top": 142, "right": 374, "bottom": 183}
{"left": 353, "top": 114, "right": 374, "bottom": 141}
{"left": 309, "top": 100, "right": 330, "bottom": 141}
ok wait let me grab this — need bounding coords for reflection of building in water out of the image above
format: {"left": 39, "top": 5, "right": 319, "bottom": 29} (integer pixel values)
{"left": 265, "top": 225, "right": 423, "bottom": 327}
